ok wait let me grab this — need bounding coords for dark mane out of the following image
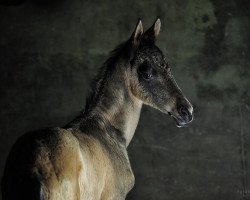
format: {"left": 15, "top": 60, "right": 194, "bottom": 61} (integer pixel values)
{"left": 84, "top": 40, "right": 131, "bottom": 114}
{"left": 64, "top": 39, "right": 132, "bottom": 128}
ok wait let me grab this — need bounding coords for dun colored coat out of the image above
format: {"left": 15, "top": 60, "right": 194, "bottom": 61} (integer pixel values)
{"left": 2, "top": 18, "right": 193, "bottom": 200}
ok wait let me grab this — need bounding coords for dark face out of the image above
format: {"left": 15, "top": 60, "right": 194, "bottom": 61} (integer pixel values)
{"left": 129, "top": 19, "right": 193, "bottom": 127}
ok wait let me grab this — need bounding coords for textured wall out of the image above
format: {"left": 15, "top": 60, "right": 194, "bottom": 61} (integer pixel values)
{"left": 0, "top": 0, "right": 250, "bottom": 199}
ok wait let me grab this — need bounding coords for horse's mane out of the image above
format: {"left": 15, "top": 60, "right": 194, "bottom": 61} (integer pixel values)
{"left": 84, "top": 39, "right": 131, "bottom": 115}
{"left": 63, "top": 40, "right": 132, "bottom": 129}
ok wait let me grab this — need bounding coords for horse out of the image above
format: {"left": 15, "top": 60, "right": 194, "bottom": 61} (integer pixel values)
{"left": 1, "top": 18, "right": 193, "bottom": 200}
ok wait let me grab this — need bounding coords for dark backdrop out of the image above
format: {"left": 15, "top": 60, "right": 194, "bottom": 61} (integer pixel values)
{"left": 0, "top": 0, "right": 250, "bottom": 199}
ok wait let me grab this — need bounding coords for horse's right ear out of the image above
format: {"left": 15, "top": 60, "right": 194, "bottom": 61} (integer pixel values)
{"left": 130, "top": 19, "right": 143, "bottom": 47}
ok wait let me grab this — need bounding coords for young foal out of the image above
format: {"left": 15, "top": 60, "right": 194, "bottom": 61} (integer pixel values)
{"left": 2, "top": 19, "right": 193, "bottom": 200}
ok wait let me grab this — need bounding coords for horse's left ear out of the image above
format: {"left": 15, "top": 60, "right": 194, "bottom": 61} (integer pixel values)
{"left": 128, "top": 19, "right": 144, "bottom": 60}
{"left": 143, "top": 18, "right": 161, "bottom": 43}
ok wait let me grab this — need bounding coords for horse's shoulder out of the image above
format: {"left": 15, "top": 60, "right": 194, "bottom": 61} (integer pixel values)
{"left": 31, "top": 128, "right": 82, "bottom": 177}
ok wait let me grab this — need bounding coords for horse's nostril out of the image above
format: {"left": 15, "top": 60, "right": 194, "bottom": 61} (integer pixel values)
{"left": 178, "top": 105, "right": 192, "bottom": 122}
{"left": 179, "top": 106, "right": 188, "bottom": 117}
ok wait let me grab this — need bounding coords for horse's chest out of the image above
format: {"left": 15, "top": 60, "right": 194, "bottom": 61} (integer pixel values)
{"left": 113, "top": 160, "right": 135, "bottom": 194}
{"left": 107, "top": 150, "right": 135, "bottom": 198}
{"left": 78, "top": 144, "right": 134, "bottom": 199}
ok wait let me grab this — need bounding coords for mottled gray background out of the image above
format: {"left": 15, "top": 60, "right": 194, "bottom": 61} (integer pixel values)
{"left": 0, "top": 0, "right": 250, "bottom": 199}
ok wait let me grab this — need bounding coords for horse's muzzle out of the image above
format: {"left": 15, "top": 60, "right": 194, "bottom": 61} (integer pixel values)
{"left": 175, "top": 104, "right": 193, "bottom": 127}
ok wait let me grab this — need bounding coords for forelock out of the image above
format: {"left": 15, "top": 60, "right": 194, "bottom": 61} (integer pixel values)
{"left": 136, "top": 44, "right": 164, "bottom": 63}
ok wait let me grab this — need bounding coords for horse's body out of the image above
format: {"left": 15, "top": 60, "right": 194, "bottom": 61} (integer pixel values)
{"left": 3, "top": 127, "right": 134, "bottom": 200}
{"left": 2, "top": 19, "right": 193, "bottom": 200}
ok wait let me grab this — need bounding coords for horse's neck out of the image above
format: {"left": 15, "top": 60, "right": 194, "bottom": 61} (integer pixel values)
{"left": 120, "top": 98, "right": 142, "bottom": 145}
{"left": 98, "top": 92, "right": 142, "bottom": 147}
{"left": 74, "top": 61, "right": 142, "bottom": 147}
{"left": 92, "top": 66, "right": 142, "bottom": 147}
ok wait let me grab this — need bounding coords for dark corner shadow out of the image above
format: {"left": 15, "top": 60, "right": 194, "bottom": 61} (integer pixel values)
{"left": 0, "top": 0, "right": 25, "bottom": 6}
{"left": 0, "top": 0, "right": 65, "bottom": 7}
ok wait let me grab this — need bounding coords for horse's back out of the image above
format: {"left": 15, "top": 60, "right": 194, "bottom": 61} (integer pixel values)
{"left": 1, "top": 127, "right": 83, "bottom": 200}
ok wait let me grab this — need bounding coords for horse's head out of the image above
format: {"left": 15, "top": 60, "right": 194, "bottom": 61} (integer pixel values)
{"left": 129, "top": 18, "right": 193, "bottom": 127}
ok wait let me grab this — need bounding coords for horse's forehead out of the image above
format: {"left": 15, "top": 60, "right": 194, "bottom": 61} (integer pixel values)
{"left": 139, "top": 46, "right": 164, "bottom": 62}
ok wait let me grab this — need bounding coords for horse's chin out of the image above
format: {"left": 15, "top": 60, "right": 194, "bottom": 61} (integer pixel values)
{"left": 167, "top": 112, "right": 187, "bottom": 128}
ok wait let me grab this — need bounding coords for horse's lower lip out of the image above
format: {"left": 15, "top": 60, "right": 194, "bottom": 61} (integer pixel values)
{"left": 172, "top": 115, "right": 189, "bottom": 128}
{"left": 175, "top": 120, "right": 186, "bottom": 128}
{"left": 168, "top": 112, "right": 190, "bottom": 128}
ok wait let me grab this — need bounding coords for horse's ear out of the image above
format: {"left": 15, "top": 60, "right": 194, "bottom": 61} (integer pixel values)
{"left": 131, "top": 19, "right": 143, "bottom": 47}
{"left": 143, "top": 18, "right": 161, "bottom": 43}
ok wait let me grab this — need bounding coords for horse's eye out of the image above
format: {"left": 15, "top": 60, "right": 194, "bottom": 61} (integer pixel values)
{"left": 138, "top": 64, "right": 155, "bottom": 80}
